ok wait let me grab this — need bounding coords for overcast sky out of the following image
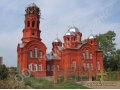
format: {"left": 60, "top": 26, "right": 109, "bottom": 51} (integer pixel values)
{"left": 0, "top": 0, "right": 120, "bottom": 67}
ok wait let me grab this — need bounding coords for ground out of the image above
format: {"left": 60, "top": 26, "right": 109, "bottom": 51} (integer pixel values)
{"left": 77, "top": 81, "right": 120, "bottom": 89}
{"left": 0, "top": 74, "right": 88, "bottom": 89}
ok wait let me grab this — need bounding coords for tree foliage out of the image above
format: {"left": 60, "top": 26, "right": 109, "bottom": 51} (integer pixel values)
{"left": 0, "top": 64, "right": 8, "bottom": 80}
{"left": 96, "top": 31, "right": 120, "bottom": 71}
{"left": 96, "top": 31, "right": 116, "bottom": 57}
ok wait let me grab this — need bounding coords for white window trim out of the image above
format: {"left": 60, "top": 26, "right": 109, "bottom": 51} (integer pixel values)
{"left": 28, "top": 64, "right": 32, "bottom": 71}
{"left": 38, "top": 64, "right": 42, "bottom": 71}
{"left": 34, "top": 48, "right": 37, "bottom": 58}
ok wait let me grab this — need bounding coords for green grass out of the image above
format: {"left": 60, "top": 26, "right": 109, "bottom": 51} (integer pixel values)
{"left": 24, "top": 77, "right": 89, "bottom": 89}
{"left": 0, "top": 74, "right": 89, "bottom": 89}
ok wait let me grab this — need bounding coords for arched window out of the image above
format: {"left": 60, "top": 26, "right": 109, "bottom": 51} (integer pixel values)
{"left": 28, "top": 50, "right": 32, "bottom": 58}
{"left": 56, "top": 65, "right": 59, "bottom": 71}
{"left": 51, "top": 65, "right": 55, "bottom": 71}
{"left": 82, "top": 53, "right": 85, "bottom": 60}
{"left": 39, "top": 50, "right": 42, "bottom": 59}
{"left": 27, "top": 21, "right": 30, "bottom": 27}
{"left": 83, "top": 63, "right": 87, "bottom": 71}
{"left": 38, "top": 64, "right": 42, "bottom": 71}
{"left": 87, "top": 63, "right": 90, "bottom": 70}
{"left": 71, "top": 61, "right": 76, "bottom": 71}
{"left": 90, "top": 53, "right": 92, "bottom": 59}
{"left": 32, "top": 21, "right": 35, "bottom": 27}
{"left": 47, "top": 64, "right": 50, "bottom": 71}
{"left": 33, "top": 64, "right": 37, "bottom": 71}
{"left": 91, "top": 63, "right": 93, "bottom": 70}
{"left": 67, "top": 37, "right": 69, "bottom": 41}
{"left": 86, "top": 50, "right": 89, "bottom": 59}
{"left": 97, "top": 61, "right": 100, "bottom": 70}
{"left": 34, "top": 48, "right": 37, "bottom": 58}
{"left": 28, "top": 64, "right": 32, "bottom": 71}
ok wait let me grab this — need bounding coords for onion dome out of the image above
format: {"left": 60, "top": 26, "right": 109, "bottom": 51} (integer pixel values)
{"left": 65, "top": 26, "right": 80, "bottom": 35}
{"left": 53, "top": 37, "right": 62, "bottom": 42}
{"left": 68, "top": 26, "right": 79, "bottom": 32}
{"left": 25, "top": 3, "right": 40, "bottom": 15}
{"left": 65, "top": 31, "right": 73, "bottom": 35}
{"left": 88, "top": 33, "right": 95, "bottom": 39}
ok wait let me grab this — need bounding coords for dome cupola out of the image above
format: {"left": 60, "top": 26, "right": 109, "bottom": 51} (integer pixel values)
{"left": 53, "top": 37, "right": 62, "bottom": 42}
{"left": 65, "top": 26, "right": 80, "bottom": 36}
{"left": 88, "top": 33, "right": 95, "bottom": 39}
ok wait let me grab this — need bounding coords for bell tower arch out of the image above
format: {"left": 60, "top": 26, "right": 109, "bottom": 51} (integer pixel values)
{"left": 22, "top": 3, "right": 41, "bottom": 44}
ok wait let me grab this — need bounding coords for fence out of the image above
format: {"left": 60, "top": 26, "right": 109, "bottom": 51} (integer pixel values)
{"left": 50, "top": 68, "right": 120, "bottom": 83}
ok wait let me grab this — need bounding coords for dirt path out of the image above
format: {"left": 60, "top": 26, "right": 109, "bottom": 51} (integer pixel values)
{"left": 77, "top": 81, "right": 120, "bottom": 89}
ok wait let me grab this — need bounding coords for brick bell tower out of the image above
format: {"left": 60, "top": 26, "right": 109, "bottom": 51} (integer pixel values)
{"left": 22, "top": 3, "right": 41, "bottom": 44}
{"left": 17, "top": 3, "right": 47, "bottom": 77}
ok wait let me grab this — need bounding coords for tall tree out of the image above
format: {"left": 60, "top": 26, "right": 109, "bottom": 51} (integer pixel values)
{"left": 96, "top": 31, "right": 116, "bottom": 71}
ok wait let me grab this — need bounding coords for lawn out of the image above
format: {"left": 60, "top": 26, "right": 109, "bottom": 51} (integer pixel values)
{"left": 24, "top": 77, "right": 89, "bottom": 89}
{"left": 0, "top": 75, "right": 89, "bottom": 89}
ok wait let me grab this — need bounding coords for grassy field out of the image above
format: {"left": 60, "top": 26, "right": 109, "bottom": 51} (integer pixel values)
{"left": 0, "top": 74, "right": 89, "bottom": 89}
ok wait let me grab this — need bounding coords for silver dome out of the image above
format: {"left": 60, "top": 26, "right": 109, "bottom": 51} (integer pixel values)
{"left": 88, "top": 34, "right": 95, "bottom": 39}
{"left": 53, "top": 37, "right": 61, "bottom": 42}
{"left": 65, "top": 31, "right": 73, "bottom": 35}
{"left": 65, "top": 26, "right": 79, "bottom": 36}
{"left": 68, "top": 26, "right": 79, "bottom": 32}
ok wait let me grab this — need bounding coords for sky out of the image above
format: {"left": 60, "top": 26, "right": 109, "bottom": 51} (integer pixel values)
{"left": 0, "top": 0, "right": 120, "bottom": 67}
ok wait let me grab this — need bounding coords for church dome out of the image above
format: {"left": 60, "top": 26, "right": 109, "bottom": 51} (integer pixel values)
{"left": 25, "top": 3, "right": 40, "bottom": 15}
{"left": 53, "top": 37, "right": 62, "bottom": 42}
{"left": 88, "top": 33, "right": 95, "bottom": 39}
{"left": 68, "top": 26, "right": 79, "bottom": 33}
{"left": 65, "top": 31, "right": 73, "bottom": 35}
{"left": 65, "top": 26, "right": 80, "bottom": 35}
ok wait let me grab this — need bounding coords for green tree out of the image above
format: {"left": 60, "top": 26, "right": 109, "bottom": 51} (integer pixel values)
{"left": 96, "top": 31, "right": 116, "bottom": 71}
{"left": 0, "top": 64, "right": 8, "bottom": 80}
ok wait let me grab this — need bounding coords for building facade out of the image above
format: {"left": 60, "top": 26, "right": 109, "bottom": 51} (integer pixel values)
{"left": 17, "top": 3, "right": 47, "bottom": 77}
{"left": 17, "top": 3, "right": 104, "bottom": 78}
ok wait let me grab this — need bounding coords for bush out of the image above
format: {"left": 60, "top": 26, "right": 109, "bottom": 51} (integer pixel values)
{"left": 0, "top": 64, "right": 8, "bottom": 80}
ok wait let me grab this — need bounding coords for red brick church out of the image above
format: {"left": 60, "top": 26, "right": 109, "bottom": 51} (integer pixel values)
{"left": 17, "top": 3, "right": 104, "bottom": 78}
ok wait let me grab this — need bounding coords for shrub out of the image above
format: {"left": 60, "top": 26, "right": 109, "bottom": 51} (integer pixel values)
{"left": 0, "top": 64, "right": 8, "bottom": 80}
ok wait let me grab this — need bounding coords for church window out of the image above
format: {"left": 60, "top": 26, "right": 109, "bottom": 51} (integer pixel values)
{"left": 32, "top": 21, "right": 35, "bottom": 27}
{"left": 28, "top": 50, "right": 32, "bottom": 58}
{"left": 56, "top": 65, "right": 59, "bottom": 71}
{"left": 87, "top": 63, "right": 90, "bottom": 70}
{"left": 86, "top": 50, "right": 89, "bottom": 59}
{"left": 67, "top": 37, "right": 69, "bottom": 41}
{"left": 91, "top": 63, "right": 93, "bottom": 70}
{"left": 28, "top": 64, "right": 32, "bottom": 71}
{"left": 33, "top": 64, "right": 37, "bottom": 71}
{"left": 27, "top": 21, "right": 30, "bottom": 27}
{"left": 90, "top": 53, "right": 92, "bottom": 59}
{"left": 71, "top": 61, "right": 76, "bottom": 71}
{"left": 34, "top": 48, "right": 37, "bottom": 58}
{"left": 97, "top": 61, "right": 100, "bottom": 70}
{"left": 32, "top": 33, "right": 35, "bottom": 36}
{"left": 38, "top": 64, "right": 42, "bottom": 71}
{"left": 39, "top": 50, "right": 42, "bottom": 59}
{"left": 47, "top": 64, "right": 50, "bottom": 71}
{"left": 83, "top": 63, "right": 87, "bottom": 70}
{"left": 51, "top": 65, "right": 55, "bottom": 71}
{"left": 82, "top": 53, "right": 85, "bottom": 60}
